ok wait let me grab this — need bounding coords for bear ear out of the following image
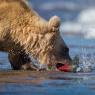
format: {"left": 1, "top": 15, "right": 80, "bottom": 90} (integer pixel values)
{"left": 48, "top": 16, "right": 61, "bottom": 32}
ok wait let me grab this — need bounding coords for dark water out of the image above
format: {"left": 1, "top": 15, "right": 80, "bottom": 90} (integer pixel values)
{"left": 0, "top": 71, "right": 95, "bottom": 95}
{"left": 0, "top": 0, "right": 95, "bottom": 95}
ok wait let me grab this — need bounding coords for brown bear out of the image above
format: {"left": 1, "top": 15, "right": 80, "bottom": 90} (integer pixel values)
{"left": 0, "top": 0, "right": 72, "bottom": 70}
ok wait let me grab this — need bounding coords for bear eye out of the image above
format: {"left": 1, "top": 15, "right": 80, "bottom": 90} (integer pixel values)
{"left": 63, "top": 47, "right": 69, "bottom": 53}
{"left": 52, "top": 27, "right": 59, "bottom": 32}
{"left": 57, "top": 47, "right": 69, "bottom": 57}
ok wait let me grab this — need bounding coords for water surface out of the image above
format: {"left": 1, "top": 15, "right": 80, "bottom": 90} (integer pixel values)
{"left": 0, "top": 71, "right": 95, "bottom": 95}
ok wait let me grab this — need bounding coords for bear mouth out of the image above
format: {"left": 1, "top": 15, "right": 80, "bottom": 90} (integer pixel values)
{"left": 56, "top": 63, "right": 72, "bottom": 72}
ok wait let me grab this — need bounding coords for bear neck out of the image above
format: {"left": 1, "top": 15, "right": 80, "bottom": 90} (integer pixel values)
{"left": 10, "top": 12, "right": 49, "bottom": 64}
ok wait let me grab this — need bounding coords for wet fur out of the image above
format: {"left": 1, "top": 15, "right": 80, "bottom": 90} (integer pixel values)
{"left": 0, "top": 0, "right": 68, "bottom": 70}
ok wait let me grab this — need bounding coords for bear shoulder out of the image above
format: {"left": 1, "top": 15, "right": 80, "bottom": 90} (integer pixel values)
{"left": 0, "top": 0, "right": 30, "bottom": 11}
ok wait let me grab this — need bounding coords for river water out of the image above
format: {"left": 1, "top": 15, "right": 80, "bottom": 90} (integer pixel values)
{"left": 0, "top": 0, "right": 95, "bottom": 95}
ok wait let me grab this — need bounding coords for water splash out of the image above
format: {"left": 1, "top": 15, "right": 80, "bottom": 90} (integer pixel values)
{"left": 29, "top": 54, "right": 48, "bottom": 70}
{"left": 73, "top": 48, "right": 95, "bottom": 72}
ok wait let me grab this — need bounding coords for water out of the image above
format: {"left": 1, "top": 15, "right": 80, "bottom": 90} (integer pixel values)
{"left": 0, "top": 71, "right": 95, "bottom": 95}
{"left": 0, "top": 0, "right": 95, "bottom": 94}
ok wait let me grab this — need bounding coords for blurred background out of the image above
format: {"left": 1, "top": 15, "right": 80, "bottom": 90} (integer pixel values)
{"left": 1, "top": 0, "right": 95, "bottom": 69}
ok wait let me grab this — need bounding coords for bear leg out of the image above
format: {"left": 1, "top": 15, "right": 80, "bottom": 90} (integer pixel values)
{"left": 8, "top": 53, "right": 38, "bottom": 70}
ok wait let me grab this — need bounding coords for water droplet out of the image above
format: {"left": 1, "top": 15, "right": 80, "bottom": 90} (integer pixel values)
{"left": 73, "top": 48, "right": 95, "bottom": 72}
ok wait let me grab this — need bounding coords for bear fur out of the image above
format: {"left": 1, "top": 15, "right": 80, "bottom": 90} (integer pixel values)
{"left": 0, "top": 0, "right": 71, "bottom": 70}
